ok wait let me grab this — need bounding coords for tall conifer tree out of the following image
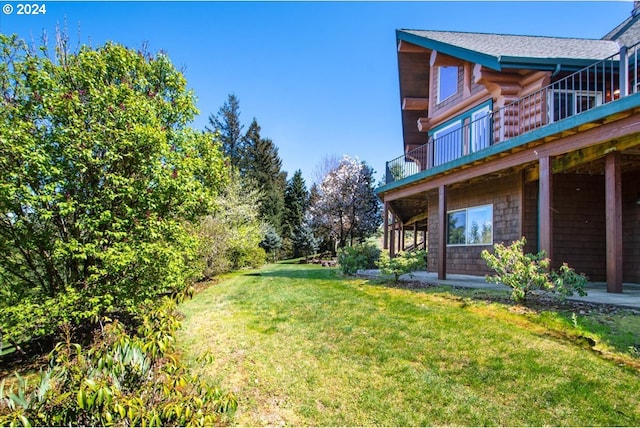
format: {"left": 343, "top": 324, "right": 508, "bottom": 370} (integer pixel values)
{"left": 206, "top": 93, "right": 244, "bottom": 166}
{"left": 243, "top": 119, "right": 286, "bottom": 232}
{"left": 282, "top": 170, "right": 308, "bottom": 239}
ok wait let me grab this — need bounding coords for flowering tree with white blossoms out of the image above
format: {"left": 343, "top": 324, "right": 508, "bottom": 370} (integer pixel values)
{"left": 309, "top": 155, "right": 382, "bottom": 251}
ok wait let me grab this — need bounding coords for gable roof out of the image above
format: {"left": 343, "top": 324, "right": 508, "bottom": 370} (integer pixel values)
{"left": 604, "top": 10, "right": 640, "bottom": 46}
{"left": 398, "top": 29, "right": 620, "bottom": 71}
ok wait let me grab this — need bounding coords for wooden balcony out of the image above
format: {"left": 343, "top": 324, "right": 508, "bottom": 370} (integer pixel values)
{"left": 384, "top": 43, "right": 640, "bottom": 186}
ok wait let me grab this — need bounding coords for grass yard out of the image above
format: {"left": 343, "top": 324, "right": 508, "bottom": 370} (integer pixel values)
{"left": 177, "top": 263, "right": 640, "bottom": 426}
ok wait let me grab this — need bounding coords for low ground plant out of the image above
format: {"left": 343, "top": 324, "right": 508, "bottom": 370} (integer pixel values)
{"left": 481, "top": 237, "right": 587, "bottom": 303}
{"left": 0, "top": 299, "right": 236, "bottom": 427}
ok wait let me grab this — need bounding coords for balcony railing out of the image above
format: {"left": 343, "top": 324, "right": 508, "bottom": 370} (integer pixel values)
{"left": 386, "top": 42, "right": 640, "bottom": 184}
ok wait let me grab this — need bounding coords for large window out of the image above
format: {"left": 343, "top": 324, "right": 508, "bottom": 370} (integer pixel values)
{"left": 433, "top": 120, "right": 462, "bottom": 166}
{"left": 470, "top": 106, "right": 491, "bottom": 152}
{"left": 447, "top": 204, "right": 493, "bottom": 246}
{"left": 438, "top": 66, "right": 459, "bottom": 103}
{"left": 548, "top": 90, "right": 602, "bottom": 122}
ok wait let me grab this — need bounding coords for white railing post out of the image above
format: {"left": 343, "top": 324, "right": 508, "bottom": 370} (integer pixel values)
{"left": 619, "top": 46, "right": 628, "bottom": 98}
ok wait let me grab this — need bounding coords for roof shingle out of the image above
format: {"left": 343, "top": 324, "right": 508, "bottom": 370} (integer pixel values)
{"left": 400, "top": 29, "right": 620, "bottom": 63}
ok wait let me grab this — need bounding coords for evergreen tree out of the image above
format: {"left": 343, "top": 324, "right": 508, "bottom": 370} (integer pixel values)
{"left": 282, "top": 170, "right": 309, "bottom": 239}
{"left": 260, "top": 225, "right": 283, "bottom": 262}
{"left": 291, "top": 221, "right": 320, "bottom": 261}
{"left": 243, "top": 118, "right": 286, "bottom": 232}
{"left": 207, "top": 93, "right": 244, "bottom": 166}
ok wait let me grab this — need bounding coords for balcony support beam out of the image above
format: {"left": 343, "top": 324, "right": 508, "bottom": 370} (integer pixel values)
{"left": 438, "top": 185, "right": 447, "bottom": 280}
{"left": 403, "top": 97, "right": 429, "bottom": 111}
{"left": 605, "top": 151, "right": 623, "bottom": 293}
{"left": 538, "top": 156, "right": 554, "bottom": 266}
{"left": 383, "top": 201, "right": 389, "bottom": 251}
{"left": 389, "top": 213, "right": 396, "bottom": 258}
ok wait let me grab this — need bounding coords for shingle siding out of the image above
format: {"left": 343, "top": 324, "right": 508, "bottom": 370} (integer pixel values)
{"left": 427, "top": 174, "right": 522, "bottom": 275}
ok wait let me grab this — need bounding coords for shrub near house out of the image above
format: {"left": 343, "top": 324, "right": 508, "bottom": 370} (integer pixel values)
{"left": 377, "top": 250, "right": 427, "bottom": 283}
{"left": 481, "top": 238, "right": 588, "bottom": 303}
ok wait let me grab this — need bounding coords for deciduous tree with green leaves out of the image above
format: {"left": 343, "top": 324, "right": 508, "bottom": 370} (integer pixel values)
{"left": 0, "top": 35, "right": 228, "bottom": 348}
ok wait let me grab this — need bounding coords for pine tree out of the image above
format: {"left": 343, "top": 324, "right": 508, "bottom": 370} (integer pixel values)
{"left": 260, "top": 225, "right": 283, "bottom": 262}
{"left": 291, "top": 221, "right": 320, "bottom": 260}
{"left": 207, "top": 93, "right": 244, "bottom": 166}
{"left": 243, "top": 118, "right": 286, "bottom": 232}
{"left": 282, "top": 170, "right": 309, "bottom": 239}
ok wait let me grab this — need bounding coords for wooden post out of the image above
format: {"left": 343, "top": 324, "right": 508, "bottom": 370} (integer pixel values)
{"left": 413, "top": 223, "right": 418, "bottom": 250}
{"left": 605, "top": 151, "right": 623, "bottom": 293}
{"left": 539, "top": 156, "right": 553, "bottom": 265}
{"left": 423, "top": 228, "right": 427, "bottom": 251}
{"left": 401, "top": 225, "right": 405, "bottom": 252}
{"left": 389, "top": 213, "right": 396, "bottom": 258}
{"left": 438, "top": 185, "right": 447, "bottom": 280}
{"left": 383, "top": 202, "right": 389, "bottom": 250}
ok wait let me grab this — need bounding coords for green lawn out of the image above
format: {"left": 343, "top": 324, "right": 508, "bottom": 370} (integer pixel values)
{"left": 177, "top": 263, "right": 640, "bottom": 426}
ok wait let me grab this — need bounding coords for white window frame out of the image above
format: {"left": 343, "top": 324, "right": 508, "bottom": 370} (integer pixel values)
{"left": 437, "top": 66, "right": 459, "bottom": 104}
{"left": 433, "top": 120, "right": 462, "bottom": 166}
{"left": 447, "top": 204, "right": 494, "bottom": 246}
{"left": 470, "top": 106, "right": 491, "bottom": 153}
{"left": 547, "top": 89, "right": 603, "bottom": 123}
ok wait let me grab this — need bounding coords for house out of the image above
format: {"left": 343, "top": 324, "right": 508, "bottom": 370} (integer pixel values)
{"left": 375, "top": 5, "right": 640, "bottom": 293}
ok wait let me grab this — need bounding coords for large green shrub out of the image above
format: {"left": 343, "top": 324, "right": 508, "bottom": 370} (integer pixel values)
{"left": 376, "top": 250, "right": 427, "bottom": 283}
{"left": 0, "top": 299, "right": 237, "bottom": 426}
{"left": 481, "top": 238, "right": 587, "bottom": 303}
{"left": 0, "top": 35, "right": 228, "bottom": 348}
{"left": 337, "top": 242, "right": 381, "bottom": 275}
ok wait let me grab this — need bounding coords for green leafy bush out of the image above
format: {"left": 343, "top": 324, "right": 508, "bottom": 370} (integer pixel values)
{"left": 337, "top": 242, "right": 381, "bottom": 275}
{"left": 481, "top": 238, "right": 587, "bottom": 303}
{"left": 376, "top": 250, "right": 427, "bottom": 283}
{"left": 0, "top": 299, "right": 237, "bottom": 427}
{"left": 0, "top": 35, "right": 228, "bottom": 348}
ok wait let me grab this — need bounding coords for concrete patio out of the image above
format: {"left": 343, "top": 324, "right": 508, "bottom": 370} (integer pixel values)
{"left": 358, "top": 270, "right": 640, "bottom": 310}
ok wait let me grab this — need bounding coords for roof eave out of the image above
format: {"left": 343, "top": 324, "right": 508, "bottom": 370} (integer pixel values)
{"left": 396, "top": 29, "right": 503, "bottom": 71}
{"left": 499, "top": 56, "right": 606, "bottom": 71}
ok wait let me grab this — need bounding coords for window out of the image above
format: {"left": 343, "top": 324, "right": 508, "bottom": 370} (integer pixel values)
{"left": 438, "top": 66, "right": 458, "bottom": 103}
{"left": 433, "top": 120, "right": 462, "bottom": 166}
{"left": 430, "top": 101, "right": 493, "bottom": 167}
{"left": 447, "top": 204, "right": 493, "bottom": 245}
{"left": 470, "top": 106, "right": 491, "bottom": 152}
{"left": 548, "top": 90, "right": 602, "bottom": 122}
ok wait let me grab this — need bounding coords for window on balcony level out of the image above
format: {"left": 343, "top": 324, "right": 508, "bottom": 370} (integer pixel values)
{"left": 470, "top": 106, "right": 491, "bottom": 152}
{"left": 433, "top": 120, "right": 462, "bottom": 166}
{"left": 438, "top": 66, "right": 459, "bottom": 103}
{"left": 548, "top": 90, "right": 602, "bottom": 122}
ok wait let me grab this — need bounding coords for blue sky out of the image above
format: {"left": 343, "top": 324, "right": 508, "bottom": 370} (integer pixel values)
{"left": 1, "top": 1, "right": 633, "bottom": 185}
